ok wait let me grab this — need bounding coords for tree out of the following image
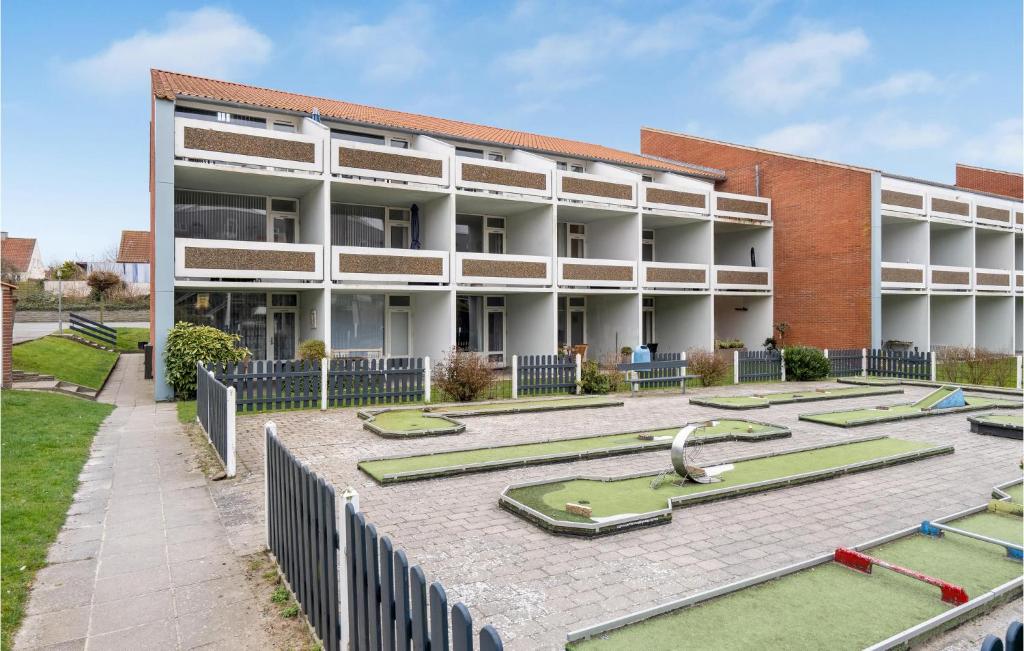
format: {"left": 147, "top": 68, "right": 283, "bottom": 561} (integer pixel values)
{"left": 85, "top": 270, "right": 122, "bottom": 322}
{"left": 54, "top": 261, "right": 82, "bottom": 280}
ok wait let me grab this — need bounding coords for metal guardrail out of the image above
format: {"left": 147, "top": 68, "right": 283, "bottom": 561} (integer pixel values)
{"left": 69, "top": 312, "right": 116, "bottom": 347}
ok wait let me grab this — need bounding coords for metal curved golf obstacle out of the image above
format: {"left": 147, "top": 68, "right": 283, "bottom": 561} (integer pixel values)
{"left": 799, "top": 386, "right": 1021, "bottom": 428}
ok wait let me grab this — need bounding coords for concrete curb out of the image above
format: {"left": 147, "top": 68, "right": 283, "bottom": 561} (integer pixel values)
{"left": 689, "top": 386, "right": 905, "bottom": 410}
{"left": 799, "top": 396, "right": 1021, "bottom": 428}
{"left": 968, "top": 413, "right": 1024, "bottom": 440}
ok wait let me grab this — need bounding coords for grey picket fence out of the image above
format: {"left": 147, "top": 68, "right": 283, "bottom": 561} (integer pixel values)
{"left": 737, "top": 350, "right": 782, "bottom": 383}
{"left": 196, "top": 363, "right": 235, "bottom": 476}
{"left": 636, "top": 352, "right": 686, "bottom": 388}
{"left": 327, "top": 357, "right": 425, "bottom": 407}
{"left": 866, "top": 348, "right": 931, "bottom": 380}
{"left": 213, "top": 359, "right": 321, "bottom": 412}
{"left": 516, "top": 354, "right": 577, "bottom": 396}
{"left": 827, "top": 348, "right": 863, "bottom": 377}
{"left": 265, "top": 424, "right": 340, "bottom": 651}
{"left": 69, "top": 312, "right": 117, "bottom": 347}
{"left": 346, "top": 502, "right": 504, "bottom": 651}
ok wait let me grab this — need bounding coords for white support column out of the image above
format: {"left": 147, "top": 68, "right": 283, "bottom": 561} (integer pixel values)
{"left": 423, "top": 356, "right": 431, "bottom": 403}
{"left": 733, "top": 350, "right": 740, "bottom": 384}
{"left": 780, "top": 349, "right": 786, "bottom": 382}
{"left": 511, "top": 355, "right": 519, "bottom": 400}
{"left": 338, "top": 487, "right": 360, "bottom": 651}
{"left": 680, "top": 351, "right": 687, "bottom": 392}
{"left": 929, "top": 351, "right": 936, "bottom": 382}
{"left": 861, "top": 348, "right": 868, "bottom": 377}
{"left": 575, "top": 354, "right": 582, "bottom": 395}
{"left": 321, "top": 358, "right": 329, "bottom": 410}
{"left": 823, "top": 349, "right": 830, "bottom": 377}
{"left": 225, "top": 386, "right": 236, "bottom": 478}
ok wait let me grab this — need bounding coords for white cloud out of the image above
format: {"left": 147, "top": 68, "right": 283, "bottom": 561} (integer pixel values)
{"left": 721, "top": 28, "right": 869, "bottom": 112}
{"left": 962, "top": 118, "right": 1023, "bottom": 171}
{"left": 862, "top": 114, "right": 950, "bottom": 150}
{"left": 754, "top": 120, "right": 848, "bottom": 157}
{"left": 66, "top": 8, "right": 271, "bottom": 94}
{"left": 857, "top": 71, "right": 940, "bottom": 99}
{"left": 319, "top": 5, "right": 433, "bottom": 82}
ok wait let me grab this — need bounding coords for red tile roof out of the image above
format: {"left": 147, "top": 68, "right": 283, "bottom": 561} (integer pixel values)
{"left": 152, "top": 70, "right": 725, "bottom": 181}
{"left": 1, "top": 237, "right": 37, "bottom": 273}
{"left": 116, "top": 230, "right": 151, "bottom": 264}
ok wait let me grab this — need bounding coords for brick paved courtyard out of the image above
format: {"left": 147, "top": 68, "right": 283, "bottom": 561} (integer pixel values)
{"left": 216, "top": 381, "right": 1023, "bottom": 650}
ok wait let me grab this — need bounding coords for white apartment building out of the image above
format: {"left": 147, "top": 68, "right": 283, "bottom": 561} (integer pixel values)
{"left": 878, "top": 174, "right": 1022, "bottom": 353}
{"left": 150, "top": 71, "right": 773, "bottom": 399}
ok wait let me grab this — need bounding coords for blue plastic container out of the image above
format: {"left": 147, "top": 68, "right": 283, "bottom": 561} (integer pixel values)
{"left": 632, "top": 346, "right": 651, "bottom": 364}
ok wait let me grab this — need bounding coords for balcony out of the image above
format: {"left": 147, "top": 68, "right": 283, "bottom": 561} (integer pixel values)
{"left": 975, "top": 202, "right": 1013, "bottom": 228}
{"left": 928, "top": 193, "right": 971, "bottom": 223}
{"left": 455, "top": 253, "right": 551, "bottom": 287}
{"left": 174, "top": 117, "right": 322, "bottom": 173}
{"left": 455, "top": 157, "right": 551, "bottom": 198}
{"left": 713, "top": 265, "right": 771, "bottom": 291}
{"left": 712, "top": 192, "right": 771, "bottom": 222}
{"left": 557, "top": 257, "right": 636, "bottom": 288}
{"left": 331, "top": 246, "right": 448, "bottom": 283}
{"left": 974, "top": 268, "right": 1012, "bottom": 292}
{"left": 880, "top": 187, "right": 926, "bottom": 216}
{"left": 880, "top": 262, "right": 926, "bottom": 290}
{"left": 555, "top": 170, "right": 636, "bottom": 208}
{"left": 174, "top": 238, "right": 323, "bottom": 281}
{"left": 928, "top": 265, "right": 972, "bottom": 290}
{"left": 640, "top": 262, "right": 709, "bottom": 290}
{"left": 641, "top": 182, "right": 709, "bottom": 215}
{"left": 330, "top": 140, "right": 449, "bottom": 187}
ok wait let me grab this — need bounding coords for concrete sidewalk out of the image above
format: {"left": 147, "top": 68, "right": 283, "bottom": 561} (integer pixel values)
{"left": 14, "top": 355, "right": 272, "bottom": 650}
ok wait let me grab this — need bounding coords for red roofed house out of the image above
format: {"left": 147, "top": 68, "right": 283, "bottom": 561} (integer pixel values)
{"left": 1, "top": 233, "right": 44, "bottom": 281}
{"left": 115, "top": 230, "right": 152, "bottom": 283}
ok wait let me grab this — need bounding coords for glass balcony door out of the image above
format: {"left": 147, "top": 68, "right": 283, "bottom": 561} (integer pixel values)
{"left": 269, "top": 309, "right": 297, "bottom": 360}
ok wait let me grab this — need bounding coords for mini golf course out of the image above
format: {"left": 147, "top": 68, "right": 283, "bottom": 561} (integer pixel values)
{"left": 969, "top": 413, "right": 1024, "bottom": 440}
{"left": 837, "top": 376, "right": 901, "bottom": 386}
{"left": 501, "top": 436, "right": 953, "bottom": 536}
{"left": 359, "top": 419, "right": 791, "bottom": 484}
{"left": 799, "top": 385, "right": 1020, "bottom": 428}
{"left": 359, "top": 396, "right": 623, "bottom": 437}
{"left": 689, "top": 385, "right": 903, "bottom": 409}
{"left": 566, "top": 490, "right": 1023, "bottom": 650}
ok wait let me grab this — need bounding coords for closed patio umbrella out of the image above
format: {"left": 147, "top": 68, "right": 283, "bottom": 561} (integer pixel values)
{"left": 410, "top": 203, "right": 421, "bottom": 249}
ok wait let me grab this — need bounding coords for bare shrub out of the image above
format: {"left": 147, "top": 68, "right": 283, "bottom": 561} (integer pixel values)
{"left": 936, "top": 346, "right": 968, "bottom": 383}
{"left": 687, "top": 349, "right": 730, "bottom": 387}
{"left": 432, "top": 347, "right": 495, "bottom": 402}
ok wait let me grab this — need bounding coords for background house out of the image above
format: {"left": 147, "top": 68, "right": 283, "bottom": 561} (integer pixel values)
{"left": 0, "top": 233, "right": 44, "bottom": 281}
{"left": 114, "top": 230, "right": 151, "bottom": 283}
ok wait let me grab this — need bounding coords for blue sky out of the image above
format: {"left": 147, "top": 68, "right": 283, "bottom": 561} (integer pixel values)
{"left": 3, "top": 0, "right": 1021, "bottom": 262}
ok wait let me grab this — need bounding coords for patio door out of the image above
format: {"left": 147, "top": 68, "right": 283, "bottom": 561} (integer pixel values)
{"left": 558, "top": 296, "right": 586, "bottom": 349}
{"left": 484, "top": 296, "right": 506, "bottom": 365}
{"left": 269, "top": 310, "right": 297, "bottom": 359}
{"left": 386, "top": 296, "right": 412, "bottom": 357}
{"left": 270, "top": 214, "right": 297, "bottom": 243}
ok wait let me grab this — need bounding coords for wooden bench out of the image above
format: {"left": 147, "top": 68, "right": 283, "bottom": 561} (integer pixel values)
{"left": 616, "top": 358, "right": 698, "bottom": 395}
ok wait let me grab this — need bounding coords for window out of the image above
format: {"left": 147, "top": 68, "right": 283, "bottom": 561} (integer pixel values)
{"left": 567, "top": 223, "right": 585, "bottom": 258}
{"left": 390, "top": 138, "right": 409, "bottom": 149}
{"left": 571, "top": 164, "right": 585, "bottom": 173}
{"left": 556, "top": 162, "right": 568, "bottom": 171}
{"left": 175, "top": 106, "right": 267, "bottom": 127}
{"left": 271, "top": 294, "right": 298, "bottom": 307}
{"left": 332, "top": 129, "right": 386, "bottom": 145}
{"left": 642, "top": 229, "right": 655, "bottom": 262}
{"left": 388, "top": 295, "right": 411, "bottom": 307}
{"left": 331, "top": 294, "right": 384, "bottom": 356}
{"left": 386, "top": 209, "right": 410, "bottom": 248}
{"left": 485, "top": 217, "right": 506, "bottom": 254}
{"left": 270, "top": 198, "right": 298, "bottom": 213}
{"left": 642, "top": 299, "right": 655, "bottom": 345}
{"left": 174, "top": 189, "right": 267, "bottom": 241}
{"left": 456, "top": 147, "right": 485, "bottom": 159}
{"left": 174, "top": 291, "right": 267, "bottom": 360}
{"left": 457, "top": 296, "right": 505, "bottom": 363}
{"left": 331, "top": 204, "right": 385, "bottom": 248}
{"left": 272, "top": 120, "right": 296, "bottom": 132}
{"left": 487, "top": 152, "right": 504, "bottom": 162}
{"left": 557, "top": 296, "right": 586, "bottom": 349}
{"left": 642, "top": 174, "right": 654, "bottom": 183}
{"left": 456, "top": 214, "right": 484, "bottom": 253}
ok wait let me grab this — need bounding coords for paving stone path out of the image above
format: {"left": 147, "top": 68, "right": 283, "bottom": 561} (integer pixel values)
{"left": 14, "top": 355, "right": 272, "bottom": 650}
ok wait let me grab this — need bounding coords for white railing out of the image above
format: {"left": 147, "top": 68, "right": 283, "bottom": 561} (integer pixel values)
{"left": 928, "top": 264, "right": 973, "bottom": 290}
{"left": 712, "top": 192, "right": 771, "bottom": 222}
{"left": 640, "top": 262, "right": 709, "bottom": 290}
{"left": 331, "top": 246, "right": 449, "bottom": 283}
{"left": 455, "top": 252, "right": 551, "bottom": 286}
{"left": 455, "top": 157, "right": 551, "bottom": 198}
{"left": 880, "top": 262, "right": 926, "bottom": 290}
{"left": 175, "top": 238, "right": 323, "bottom": 281}
{"left": 640, "top": 181, "right": 709, "bottom": 215}
{"left": 555, "top": 170, "right": 637, "bottom": 208}
{"left": 713, "top": 264, "right": 772, "bottom": 290}
{"left": 174, "top": 117, "right": 323, "bottom": 173}
{"left": 330, "top": 139, "right": 449, "bottom": 186}
{"left": 974, "top": 267, "right": 1013, "bottom": 292}
{"left": 557, "top": 257, "right": 636, "bottom": 288}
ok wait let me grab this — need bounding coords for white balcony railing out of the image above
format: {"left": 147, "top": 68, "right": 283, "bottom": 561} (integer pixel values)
{"left": 174, "top": 238, "right": 323, "bottom": 281}
{"left": 928, "top": 265, "right": 973, "bottom": 290}
{"left": 330, "top": 139, "right": 449, "bottom": 186}
{"left": 331, "top": 246, "right": 449, "bottom": 283}
{"left": 641, "top": 181, "right": 709, "bottom": 215}
{"left": 555, "top": 170, "right": 637, "bottom": 208}
{"left": 880, "top": 262, "right": 926, "bottom": 290}
{"left": 174, "top": 117, "right": 323, "bottom": 173}
{"left": 713, "top": 265, "right": 772, "bottom": 291}
{"left": 557, "top": 257, "right": 636, "bottom": 288}
{"left": 640, "top": 262, "right": 709, "bottom": 290}
{"left": 455, "top": 252, "right": 551, "bottom": 286}
{"left": 974, "top": 267, "right": 1013, "bottom": 292}
{"left": 712, "top": 192, "right": 771, "bottom": 222}
{"left": 455, "top": 157, "right": 551, "bottom": 198}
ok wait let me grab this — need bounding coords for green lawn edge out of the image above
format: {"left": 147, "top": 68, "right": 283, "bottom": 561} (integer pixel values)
{"left": 689, "top": 386, "right": 905, "bottom": 410}
{"left": 1, "top": 391, "right": 114, "bottom": 651}
{"left": 11, "top": 336, "right": 118, "bottom": 390}
{"left": 65, "top": 326, "right": 149, "bottom": 353}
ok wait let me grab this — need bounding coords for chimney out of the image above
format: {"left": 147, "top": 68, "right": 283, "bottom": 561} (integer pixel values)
{"left": 0, "top": 232, "right": 7, "bottom": 240}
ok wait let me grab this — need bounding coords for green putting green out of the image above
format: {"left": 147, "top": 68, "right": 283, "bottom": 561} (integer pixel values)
{"left": 506, "top": 438, "right": 939, "bottom": 524}
{"left": 800, "top": 394, "right": 1019, "bottom": 427}
{"left": 569, "top": 509, "right": 1023, "bottom": 650}
{"left": 838, "top": 376, "right": 901, "bottom": 386}
{"left": 359, "top": 419, "right": 788, "bottom": 483}
{"left": 431, "top": 396, "right": 621, "bottom": 414}
{"left": 690, "top": 386, "right": 902, "bottom": 409}
{"left": 1005, "top": 483, "right": 1023, "bottom": 504}
{"left": 974, "top": 414, "right": 1024, "bottom": 426}
{"left": 362, "top": 409, "right": 462, "bottom": 435}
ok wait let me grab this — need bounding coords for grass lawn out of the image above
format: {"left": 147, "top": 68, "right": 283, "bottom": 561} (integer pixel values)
{"left": 937, "top": 357, "right": 1018, "bottom": 388}
{"left": 507, "top": 438, "right": 937, "bottom": 523}
{"left": 1, "top": 390, "right": 114, "bottom": 651}
{"left": 11, "top": 336, "right": 118, "bottom": 389}
{"left": 570, "top": 509, "right": 1022, "bottom": 650}
{"left": 359, "top": 419, "right": 788, "bottom": 482}
{"left": 691, "top": 386, "right": 902, "bottom": 409}
{"left": 801, "top": 394, "right": 1019, "bottom": 427}
{"left": 177, "top": 400, "right": 197, "bottom": 423}
{"left": 66, "top": 326, "right": 148, "bottom": 353}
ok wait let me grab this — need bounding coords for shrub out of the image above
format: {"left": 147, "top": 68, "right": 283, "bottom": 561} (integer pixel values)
{"left": 579, "top": 359, "right": 616, "bottom": 394}
{"left": 164, "top": 322, "right": 250, "bottom": 398}
{"left": 937, "top": 346, "right": 1013, "bottom": 386}
{"left": 687, "top": 350, "right": 729, "bottom": 387}
{"left": 432, "top": 347, "right": 494, "bottom": 402}
{"left": 763, "top": 337, "right": 778, "bottom": 351}
{"left": 715, "top": 338, "right": 745, "bottom": 350}
{"left": 784, "top": 346, "right": 830, "bottom": 381}
{"left": 86, "top": 270, "right": 122, "bottom": 301}
{"left": 297, "top": 339, "right": 326, "bottom": 361}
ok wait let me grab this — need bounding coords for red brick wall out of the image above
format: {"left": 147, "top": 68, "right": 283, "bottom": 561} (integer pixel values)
{"left": 641, "top": 129, "right": 874, "bottom": 348}
{"left": 955, "top": 163, "right": 1023, "bottom": 200}
{"left": 2, "top": 283, "right": 15, "bottom": 388}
